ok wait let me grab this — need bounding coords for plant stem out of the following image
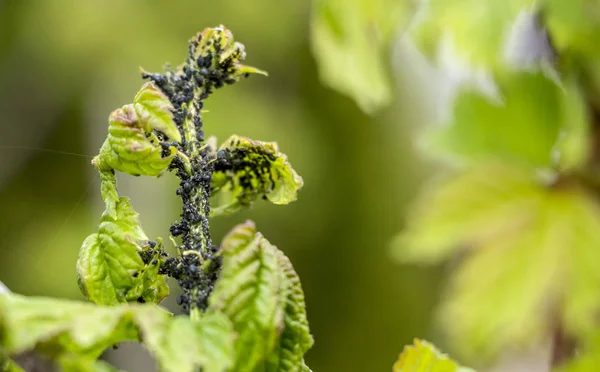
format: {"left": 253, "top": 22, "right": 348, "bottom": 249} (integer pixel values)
{"left": 147, "top": 33, "right": 222, "bottom": 315}
{"left": 550, "top": 324, "right": 577, "bottom": 369}
{"left": 189, "top": 307, "right": 202, "bottom": 322}
{"left": 147, "top": 27, "right": 254, "bottom": 315}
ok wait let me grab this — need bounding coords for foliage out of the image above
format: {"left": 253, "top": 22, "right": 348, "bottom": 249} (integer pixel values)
{"left": 310, "top": 0, "right": 600, "bottom": 370}
{"left": 0, "top": 26, "right": 311, "bottom": 371}
{"left": 310, "top": 0, "right": 417, "bottom": 113}
{"left": 393, "top": 339, "right": 474, "bottom": 372}
{"left": 76, "top": 193, "right": 169, "bottom": 306}
{"left": 208, "top": 221, "right": 312, "bottom": 372}
{"left": 0, "top": 293, "right": 232, "bottom": 372}
{"left": 211, "top": 135, "right": 303, "bottom": 216}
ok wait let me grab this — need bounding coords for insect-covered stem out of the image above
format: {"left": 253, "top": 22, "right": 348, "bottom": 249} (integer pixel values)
{"left": 147, "top": 26, "right": 259, "bottom": 314}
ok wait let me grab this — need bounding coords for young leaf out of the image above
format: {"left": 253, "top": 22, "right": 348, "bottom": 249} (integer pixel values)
{"left": 310, "top": 0, "right": 414, "bottom": 113}
{"left": 76, "top": 197, "right": 169, "bottom": 306}
{"left": 92, "top": 102, "right": 177, "bottom": 177}
{"left": 133, "top": 82, "right": 182, "bottom": 143}
{"left": 211, "top": 135, "right": 303, "bottom": 216}
{"left": 136, "top": 241, "right": 170, "bottom": 305}
{"left": 393, "top": 339, "right": 474, "bottom": 372}
{"left": 191, "top": 26, "right": 267, "bottom": 80}
{"left": 137, "top": 312, "right": 235, "bottom": 372}
{"left": 421, "top": 72, "right": 562, "bottom": 168}
{"left": 395, "top": 162, "right": 600, "bottom": 359}
{"left": 208, "top": 221, "right": 284, "bottom": 371}
{"left": 265, "top": 249, "right": 314, "bottom": 372}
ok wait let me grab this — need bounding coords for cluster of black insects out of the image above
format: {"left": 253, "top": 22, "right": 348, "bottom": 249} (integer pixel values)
{"left": 136, "top": 29, "right": 252, "bottom": 313}
{"left": 213, "top": 142, "right": 280, "bottom": 206}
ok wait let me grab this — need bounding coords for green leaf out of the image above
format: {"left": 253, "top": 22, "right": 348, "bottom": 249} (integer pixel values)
{"left": 76, "top": 197, "right": 169, "bottom": 305}
{"left": 93, "top": 103, "right": 176, "bottom": 177}
{"left": 211, "top": 135, "right": 303, "bottom": 216}
{"left": 98, "top": 170, "right": 119, "bottom": 219}
{"left": 0, "top": 294, "right": 146, "bottom": 358}
{"left": 299, "top": 361, "right": 312, "bottom": 372}
{"left": 411, "top": 0, "right": 536, "bottom": 70}
{"left": 137, "top": 239, "right": 170, "bottom": 305}
{"left": 138, "top": 312, "right": 235, "bottom": 372}
{"left": 208, "top": 221, "right": 284, "bottom": 371}
{"left": 0, "top": 294, "right": 234, "bottom": 372}
{"left": 421, "top": 72, "right": 563, "bottom": 168}
{"left": 448, "top": 184, "right": 600, "bottom": 359}
{"left": 191, "top": 26, "right": 267, "bottom": 79}
{"left": 265, "top": 249, "right": 314, "bottom": 372}
{"left": 310, "top": 0, "right": 414, "bottom": 113}
{"left": 209, "top": 221, "right": 313, "bottom": 371}
{"left": 392, "top": 163, "right": 543, "bottom": 263}
{"left": 133, "top": 82, "right": 182, "bottom": 143}
{"left": 393, "top": 339, "right": 474, "bottom": 372}
{"left": 418, "top": 0, "right": 598, "bottom": 69}
{"left": 396, "top": 163, "right": 600, "bottom": 359}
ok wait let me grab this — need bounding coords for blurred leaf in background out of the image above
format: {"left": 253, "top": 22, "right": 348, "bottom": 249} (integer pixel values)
{"left": 393, "top": 161, "right": 600, "bottom": 362}
{"left": 310, "top": 0, "right": 417, "bottom": 114}
{"left": 410, "top": 0, "right": 537, "bottom": 71}
{"left": 393, "top": 339, "right": 475, "bottom": 372}
{"left": 421, "top": 72, "right": 563, "bottom": 168}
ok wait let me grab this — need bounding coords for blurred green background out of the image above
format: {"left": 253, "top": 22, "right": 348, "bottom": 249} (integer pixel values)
{"left": 0, "top": 1, "right": 443, "bottom": 370}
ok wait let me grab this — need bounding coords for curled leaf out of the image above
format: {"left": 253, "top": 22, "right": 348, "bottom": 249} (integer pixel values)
{"left": 76, "top": 197, "right": 168, "bottom": 306}
{"left": 211, "top": 135, "right": 303, "bottom": 216}
{"left": 93, "top": 100, "right": 177, "bottom": 177}
{"left": 191, "top": 26, "right": 267, "bottom": 80}
{"left": 133, "top": 82, "right": 182, "bottom": 143}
